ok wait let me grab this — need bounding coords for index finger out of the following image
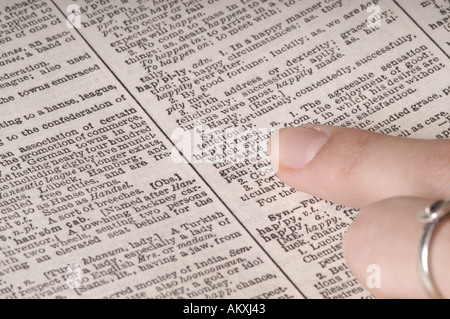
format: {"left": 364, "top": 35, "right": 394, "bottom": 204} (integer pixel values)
{"left": 268, "top": 125, "right": 450, "bottom": 208}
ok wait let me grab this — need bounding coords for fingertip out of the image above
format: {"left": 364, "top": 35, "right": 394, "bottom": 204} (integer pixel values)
{"left": 269, "top": 124, "right": 449, "bottom": 209}
{"left": 268, "top": 126, "right": 329, "bottom": 171}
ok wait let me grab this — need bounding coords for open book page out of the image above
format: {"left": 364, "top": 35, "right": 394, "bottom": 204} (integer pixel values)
{"left": 0, "top": 0, "right": 448, "bottom": 299}
{"left": 394, "top": 0, "right": 449, "bottom": 57}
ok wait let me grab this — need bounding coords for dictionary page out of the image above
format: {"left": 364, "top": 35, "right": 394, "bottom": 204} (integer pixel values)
{"left": 0, "top": 0, "right": 448, "bottom": 299}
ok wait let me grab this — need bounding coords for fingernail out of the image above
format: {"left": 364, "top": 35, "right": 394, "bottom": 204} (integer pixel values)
{"left": 269, "top": 126, "right": 328, "bottom": 171}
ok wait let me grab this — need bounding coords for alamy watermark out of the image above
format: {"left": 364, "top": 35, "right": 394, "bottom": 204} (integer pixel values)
{"left": 366, "top": 3, "right": 382, "bottom": 30}
{"left": 170, "top": 125, "right": 280, "bottom": 173}
{"left": 66, "top": 263, "right": 82, "bottom": 289}
{"left": 366, "top": 264, "right": 381, "bottom": 289}
{"left": 66, "top": 4, "right": 82, "bottom": 29}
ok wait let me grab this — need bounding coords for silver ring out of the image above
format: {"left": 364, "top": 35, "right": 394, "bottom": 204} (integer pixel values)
{"left": 417, "top": 199, "right": 450, "bottom": 299}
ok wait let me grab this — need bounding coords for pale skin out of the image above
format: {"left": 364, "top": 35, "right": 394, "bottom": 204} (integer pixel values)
{"left": 268, "top": 124, "right": 450, "bottom": 298}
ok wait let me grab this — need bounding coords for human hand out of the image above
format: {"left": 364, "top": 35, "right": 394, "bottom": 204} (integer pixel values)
{"left": 268, "top": 125, "right": 450, "bottom": 298}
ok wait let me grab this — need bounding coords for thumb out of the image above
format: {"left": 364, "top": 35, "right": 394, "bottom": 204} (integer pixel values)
{"left": 343, "top": 196, "right": 450, "bottom": 299}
